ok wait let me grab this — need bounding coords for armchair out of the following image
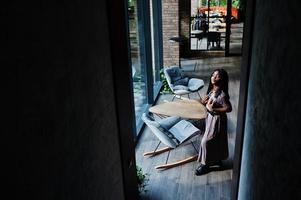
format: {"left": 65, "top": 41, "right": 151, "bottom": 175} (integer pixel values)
{"left": 142, "top": 113, "right": 201, "bottom": 169}
{"left": 164, "top": 66, "right": 204, "bottom": 101}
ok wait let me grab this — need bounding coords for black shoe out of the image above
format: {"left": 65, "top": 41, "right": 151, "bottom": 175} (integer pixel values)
{"left": 195, "top": 164, "right": 208, "bottom": 176}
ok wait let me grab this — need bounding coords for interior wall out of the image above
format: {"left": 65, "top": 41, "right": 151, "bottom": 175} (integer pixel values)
{"left": 9, "top": 1, "right": 130, "bottom": 199}
{"left": 238, "top": 1, "right": 301, "bottom": 199}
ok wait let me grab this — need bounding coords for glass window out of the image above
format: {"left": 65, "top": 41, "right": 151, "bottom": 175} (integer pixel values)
{"left": 127, "top": 0, "right": 163, "bottom": 136}
{"left": 128, "top": 0, "right": 148, "bottom": 134}
{"left": 190, "top": 0, "right": 228, "bottom": 51}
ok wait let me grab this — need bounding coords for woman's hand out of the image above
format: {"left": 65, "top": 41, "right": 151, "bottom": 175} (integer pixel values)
{"left": 200, "top": 95, "right": 209, "bottom": 105}
{"left": 206, "top": 99, "right": 214, "bottom": 111}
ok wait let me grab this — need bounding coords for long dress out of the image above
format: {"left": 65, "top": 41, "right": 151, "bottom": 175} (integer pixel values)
{"left": 197, "top": 90, "right": 231, "bottom": 165}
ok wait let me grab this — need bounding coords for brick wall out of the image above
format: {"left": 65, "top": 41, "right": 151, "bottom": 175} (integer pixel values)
{"left": 162, "top": 0, "right": 179, "bottom": 67}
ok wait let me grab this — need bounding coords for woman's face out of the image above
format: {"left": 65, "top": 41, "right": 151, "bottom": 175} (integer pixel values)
{"left": 211, "top": 71, "right": 221, "bottom": 85}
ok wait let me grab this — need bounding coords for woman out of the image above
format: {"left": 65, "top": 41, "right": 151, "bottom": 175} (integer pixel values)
{"left": 195, "top": 68, "right": 232, "bottom": 176}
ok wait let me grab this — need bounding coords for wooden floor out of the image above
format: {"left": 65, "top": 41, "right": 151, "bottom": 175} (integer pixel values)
{"left": 135, "top": 56, "right": 241, "bottom": 200}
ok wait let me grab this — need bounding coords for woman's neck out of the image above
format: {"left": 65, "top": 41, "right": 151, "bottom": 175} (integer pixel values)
{"left": 212, "top": 85, "right": 220, "bottom": 92}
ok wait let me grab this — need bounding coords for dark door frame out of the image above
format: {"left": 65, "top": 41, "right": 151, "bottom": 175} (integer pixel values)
{"left": 231, "top": 0, "right": 256, "bottom": 199}
{"left": 106, "top": 0, "right": 139, "bottom": 199}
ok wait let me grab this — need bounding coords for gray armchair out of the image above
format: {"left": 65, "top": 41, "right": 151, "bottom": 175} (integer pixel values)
{"left": 164, "top": 66, "right": 204, "bottom": 101}
{"left": 142, "top": 113, "right": 200, "bottom": 169}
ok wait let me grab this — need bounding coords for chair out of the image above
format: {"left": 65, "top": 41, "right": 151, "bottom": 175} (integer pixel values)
{"left": 207, "top": 31, "right": 221, "bottom": 50}
{"left": 141, "top": 113, "right": 201, "bottom": 169}
{"left": 164, "top": 66, "right": 204, "bottom": 101}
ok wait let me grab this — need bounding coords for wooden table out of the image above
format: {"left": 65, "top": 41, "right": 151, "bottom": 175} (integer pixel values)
{"left": 149, "top": 99, "right": 207, "bottom": 120}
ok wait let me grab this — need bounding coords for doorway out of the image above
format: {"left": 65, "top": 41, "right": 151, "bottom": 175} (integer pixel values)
{"left": 110, "top": 0, "right": 251, "bottom": 199}
{"left": 189, "top": 0, "right": 244, "bottom": 56}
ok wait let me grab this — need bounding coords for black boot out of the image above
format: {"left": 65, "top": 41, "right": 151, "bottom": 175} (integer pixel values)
{"left": 195, "top": 164, "right": 208, "bottom": 176}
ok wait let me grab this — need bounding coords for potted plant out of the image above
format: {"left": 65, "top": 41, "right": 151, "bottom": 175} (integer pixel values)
{"left": 136, "top": 165, "right": 149, "bottom": 194}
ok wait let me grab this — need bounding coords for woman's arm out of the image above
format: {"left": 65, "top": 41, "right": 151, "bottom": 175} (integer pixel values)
{"left": 200, "top": 95, "right": 209, "bottom": 105}
{"left": 212, "top": 104, "right": 232, "bottom": 113}
{"left": 211, "top": 95, "right": 232, "bottom": 113}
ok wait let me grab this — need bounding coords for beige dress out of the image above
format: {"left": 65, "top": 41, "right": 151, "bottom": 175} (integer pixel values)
{"left": 197, "top": 90, "right": 231, "bottom": 165}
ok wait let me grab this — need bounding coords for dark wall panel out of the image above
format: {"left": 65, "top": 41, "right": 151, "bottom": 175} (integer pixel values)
{"left": 10, "top": 1, "right": 126, "bottom": 199}
{"left": 238, "top": 1, "right": 301, "bottom": 199}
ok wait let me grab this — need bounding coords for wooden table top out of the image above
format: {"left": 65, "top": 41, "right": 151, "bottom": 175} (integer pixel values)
{"left": 149, "top": 99, "right": 207, "bottom": 120}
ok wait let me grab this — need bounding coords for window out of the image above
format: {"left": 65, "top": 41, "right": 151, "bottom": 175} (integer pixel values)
{"left": 190, "top": 0, "right": 228, "bottom": 51}
{"left": 127, "top": 0, "right": 163, "bottom": 136}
